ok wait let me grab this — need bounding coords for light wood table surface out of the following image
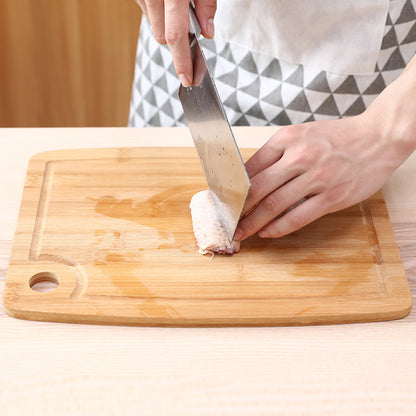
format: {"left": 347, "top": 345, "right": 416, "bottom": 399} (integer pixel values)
{"left": 1, "top": 127, "right": 415, "bottom": 415}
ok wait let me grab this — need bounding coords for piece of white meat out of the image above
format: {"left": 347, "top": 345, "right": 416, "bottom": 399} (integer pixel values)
{"left": 190, "top": 190, "right": 240, "bottom": 255}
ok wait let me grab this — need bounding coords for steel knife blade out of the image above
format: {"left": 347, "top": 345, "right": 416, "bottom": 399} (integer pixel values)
{"left": 178, "top": 4, "right": 251, "bottom": 243}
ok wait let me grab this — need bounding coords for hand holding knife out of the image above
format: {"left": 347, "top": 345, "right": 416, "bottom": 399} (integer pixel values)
{"left": 135, "top": 0, "right": 217, "bottom": 87}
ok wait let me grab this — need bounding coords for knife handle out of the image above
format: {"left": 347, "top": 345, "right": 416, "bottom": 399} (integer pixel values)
{"left": 189, "top": 2, "right": 201, "bottom": 35}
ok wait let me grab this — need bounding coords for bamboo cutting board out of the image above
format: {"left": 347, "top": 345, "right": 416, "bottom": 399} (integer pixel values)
{"left": 4, "top": 147, "right": 412, "bottom": 326}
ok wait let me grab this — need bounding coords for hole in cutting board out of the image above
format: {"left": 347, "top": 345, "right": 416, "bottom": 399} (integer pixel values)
{"left": 29, "top": 272, "right": 60, "bottom": 293}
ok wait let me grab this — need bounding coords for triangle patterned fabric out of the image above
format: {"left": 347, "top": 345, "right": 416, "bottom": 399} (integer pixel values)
{"left": 129, "top": 0, "right": 416, "bottom": 127}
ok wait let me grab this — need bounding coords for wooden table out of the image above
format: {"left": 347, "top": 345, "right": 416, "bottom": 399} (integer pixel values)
{"left": 1, "top": 127, "right": 415, "bottom": 415}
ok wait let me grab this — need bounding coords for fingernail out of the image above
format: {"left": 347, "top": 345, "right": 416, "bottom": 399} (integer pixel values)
{"left": 179, "top": 74, "right": 191, "bottom": 87}
{"left": 206, "top": 18, "right": 215, "bottom": 38}
{"left": 258, "top": 229, "right": 269, "bottom": 238}
{"left": 234, "top": 227, "right": 244, "bottom": 241}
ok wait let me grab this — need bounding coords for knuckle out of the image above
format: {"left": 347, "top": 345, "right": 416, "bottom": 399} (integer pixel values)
{"left": 248, "top": 178, "right": 264, "bottom": 201}
{"left": 262, "top": 195, "right": 280, "bottom": 214}
{"left": 266, "top": 223, "right": 281, "bottom": 238}
{"left": 284, "top": 145, "right": 311, "bottom": 170}
{"left": 206, "top": 0, "right": 218, "bottom": 13}
{"left": 273, "top": 126, "right": 293, "bottom": 145}
{"left": 324, "top": 186, "right": 347, "bottom": 209}
{"left": 295, "top": 145, "right": 315, "bottom": 166}
{"left": 196, "top": 0, "right": 217, "bottom": 12}
{"left": 261, "top": 219, "right": 283, "bottom": 238}
{"left": 165, "top": 28, "right": 183, "bottom": 45}
{"left": 285, "top": 155, "right": 302, "bottom": 171}
{"left": 154, "top": 33, "right": 167, "bottom": 44}
{"left": 289, "top": 214, "right": 306, "bottom": 230}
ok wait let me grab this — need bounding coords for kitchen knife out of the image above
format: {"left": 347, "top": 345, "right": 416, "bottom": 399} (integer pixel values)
{"left": 179, "top": 4, "right": 251, "bottom": 243}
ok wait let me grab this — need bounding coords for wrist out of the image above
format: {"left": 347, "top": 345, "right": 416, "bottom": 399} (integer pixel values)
{"left": 363, "top": 56, "right": 416, "bottom": 168}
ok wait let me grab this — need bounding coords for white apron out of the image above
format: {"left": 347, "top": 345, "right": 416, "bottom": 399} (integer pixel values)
{"left": 129, "top": 0, "right": 416, "bottom": 127}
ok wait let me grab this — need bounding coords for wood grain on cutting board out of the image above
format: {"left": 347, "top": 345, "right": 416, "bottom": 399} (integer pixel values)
{"left": 3, "top": 147, "right": 412, "bottom": 326}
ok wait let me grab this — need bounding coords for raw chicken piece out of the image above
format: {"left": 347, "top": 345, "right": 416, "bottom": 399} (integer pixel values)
{"left": 190, "top": 190, "right": 240, "bottom": 255}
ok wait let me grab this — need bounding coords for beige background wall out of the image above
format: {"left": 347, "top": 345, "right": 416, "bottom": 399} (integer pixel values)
{"left": 0, "top": 0, "right": 141, "bottom": 127}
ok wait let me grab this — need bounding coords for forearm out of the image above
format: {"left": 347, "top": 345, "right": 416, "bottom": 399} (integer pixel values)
{"left": 364, "top": 53, "right": 416, "bottom": 167}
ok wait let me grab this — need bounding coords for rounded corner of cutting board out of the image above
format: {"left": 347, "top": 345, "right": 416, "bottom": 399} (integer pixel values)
{"left": 3, "top": 291, "right": 21, "bottom": 320}
{"left": 373, "top": 291, "right": 413, "bottom": 322}
{"left": 395, "top": 293, "right": 413, "bottom": 319}
{"left": 29, "top": 149, "right": 60, "bottom": 163}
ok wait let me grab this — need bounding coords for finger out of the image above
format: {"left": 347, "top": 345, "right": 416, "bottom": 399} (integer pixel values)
{"left": 136, "top": 0, "right": 148, "bottom": 17}
{"left": 236, "top": 174, "right": 309, "bottom": 240}
{"left": 145, "top": 0, "right": 166, "bottom": 44}
{"left": 258, "top": 194, "right": 327, "bottom": 238}
{"left": 165, "top": 0, "right": 193, "bottom": 86}
{"left": 242, "top": 154, "right": 301, "bottom": 216}
{"left": 245, "top": 126, "right": 301, "bottom": 178}
{"left": 245, "top": 140, "right": 285, "bottom": 178}
{"left": 194, "top": 0, "right": 217, "bottom": 38}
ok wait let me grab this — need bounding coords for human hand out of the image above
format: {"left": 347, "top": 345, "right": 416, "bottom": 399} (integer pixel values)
{"left": 234, "top": 115, "right": 410, "bottom": 241}
{"left": 135, "top": 0, "right": 217, "bottom": 87}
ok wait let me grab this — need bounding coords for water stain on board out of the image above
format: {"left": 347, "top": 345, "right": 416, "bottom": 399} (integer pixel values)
{"left": 290, "top": 253, "right": 375, "bottom": 298}
{"left": 93, "top": 251, "right": 180, "bottom": 319}
{"left": 89, "top": 184, "right": 201, "bottom": 248}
